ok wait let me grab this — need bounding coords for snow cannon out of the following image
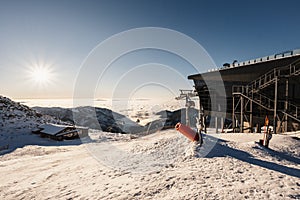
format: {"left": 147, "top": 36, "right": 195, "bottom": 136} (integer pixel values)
{"left": 175, "top": 123, "right": 199, "bottom": 142}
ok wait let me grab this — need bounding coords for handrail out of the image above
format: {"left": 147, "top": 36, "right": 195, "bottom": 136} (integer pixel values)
{"left": 233, "top": 85, "right": 300, "bottom": 118}
{"left": 281, "top": 111, "right": 300, "bottom": 123}
{"left": 247, "top": 58, "right": 300, "bottom": 93}
{"left": 237, "top": 93, "right": 274, "bottom": 111}
{"left": 235, "top": 92, "right": 300, "bottom": 121}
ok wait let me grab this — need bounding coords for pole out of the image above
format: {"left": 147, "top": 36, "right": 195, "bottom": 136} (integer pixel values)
{"left": 274, "top": 78, "right": 278, "bottom": 134}
{"left": 213, "top": 92, "right": 218, "bottom": 133}
{"left": 232, "top": 96, "right": 235, "bottom": 132}
{"left": 241, "top": 95, "right": 244, "bottom": 133}
{"left": 199, "top": 96, "right": 203, "bottom": 132}
{"left": 284, "top": 79, "right": 289, "bottom": 132}
{"left": 186, "top": 107, "right": 189, "bottom": 126}
{"left": 250, "top": 97, "right": 253, "bottom": 133}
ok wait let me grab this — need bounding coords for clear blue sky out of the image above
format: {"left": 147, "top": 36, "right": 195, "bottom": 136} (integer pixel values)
{"left": 0, "top": 0, "right": 299, "bottom": 99}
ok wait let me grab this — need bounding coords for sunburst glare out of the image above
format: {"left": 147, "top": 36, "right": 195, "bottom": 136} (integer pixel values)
{"left": 31, "top": 67, "right": 51, "bottom": 83}
{"left": 25, "top": 59, "right": 56, "bottom": 87}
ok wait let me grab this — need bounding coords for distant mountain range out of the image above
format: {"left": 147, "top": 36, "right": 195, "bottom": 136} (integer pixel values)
{"left": 33, "top": 106, "right": 144, "bottom": 133}
{"left": 0, "top": 95, "right": 199, "bottom": 135}
{"left": 33, "top": 106, "right": 199, "bottom": 134}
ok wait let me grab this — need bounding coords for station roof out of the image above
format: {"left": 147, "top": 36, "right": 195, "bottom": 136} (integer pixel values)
{"left": 188, "top": 49, "right": 300, "bottom": 82}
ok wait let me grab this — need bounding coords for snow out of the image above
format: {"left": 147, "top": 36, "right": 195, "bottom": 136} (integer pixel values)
{"left": 1, "top": 129, "right": 299, "bottom": 199}
{"left": 1, "top": 96, "right": 300, "bottom": 199}
{"left": 38, "top": 124, "right": 68, "bottom": 135}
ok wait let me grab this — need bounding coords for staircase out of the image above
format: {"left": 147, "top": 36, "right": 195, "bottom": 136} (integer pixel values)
{"left": 233, "top": 91, "right": 300, "bottom": 120}
{"left": 232, "top": 59, "right": 300, "bottom": 131}
{"left": 247, "top": 59, "right": 300, "bottom": 93}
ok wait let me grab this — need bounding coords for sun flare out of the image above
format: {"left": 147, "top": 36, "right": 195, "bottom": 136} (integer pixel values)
{"left": 28, "top": 65, "right": 54, "bottom": 86}
{"left": 24, "top": 57, "right": 57, "bottom": 88}
{"left": 32, "top": 68, "right": 50, "bottom": 82}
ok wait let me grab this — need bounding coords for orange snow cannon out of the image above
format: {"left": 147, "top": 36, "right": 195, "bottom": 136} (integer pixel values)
{"left": 175, "top": 123, "right": 199, "bottom": 142}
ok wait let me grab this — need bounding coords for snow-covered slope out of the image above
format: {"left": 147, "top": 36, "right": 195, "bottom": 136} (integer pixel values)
{"left": 0, "top": 96, "right": 61, "bottom": 131}
{"left": 1, "top": 95, "right": 299, "bottom": 199}
{"left": 1, "top": 129, "right": 299, "bottom": 199}
{"left": 0, "top": 96, "right": 67, "bottom": 153}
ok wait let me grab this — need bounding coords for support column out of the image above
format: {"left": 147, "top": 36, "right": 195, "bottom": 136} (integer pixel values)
{"left": 215, "top": 116, "right": 218, "bottom": 133}
{"left": 250, "top": 98, "right": 253, "bottom": 133}
{"left": 240, "top": 95, "right": 244, "bottom": 133}
{"left": 232, "top": 96, "right": 235, "bottom": 133}
{"left": 274, "top": 78, "right": 278, "bottom": 134}
{"left": 213, "top": 92, "right": 218, "bottom": 133}
{"left": 186, "top": 106, "right": 189, "bottom": 126}
{"left": 185, "top": 96, "right": 189, "bottom": 126}
{"left": 284, "top": 79, "right": 289, "bottom": 132}
{"left": 218, "top": 104, "right": 223, "bottom": 132}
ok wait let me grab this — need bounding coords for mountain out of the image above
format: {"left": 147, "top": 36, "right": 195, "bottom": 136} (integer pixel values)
{"left": 33, "top": 106, "right": 145, "bottom": 134}
{"left": 0, "top": 96, "right": 62, "bottom": 132}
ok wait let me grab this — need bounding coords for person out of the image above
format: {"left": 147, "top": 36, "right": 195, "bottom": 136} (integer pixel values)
{"left": 198, "top": 130, "right": 203, "bottom": 146}
{"left": 264, "top": 128, "right": 272, "bottom": 148}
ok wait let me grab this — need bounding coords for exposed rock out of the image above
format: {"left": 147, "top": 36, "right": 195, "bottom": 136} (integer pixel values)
{"left": 34, "top": 106, "right": 144, "bottom": 134}
{"left": 34, "top": 106, "right": 200, "bottom": 134}
{"left": 0, "top": 95, "right": 64, "bottom": 132}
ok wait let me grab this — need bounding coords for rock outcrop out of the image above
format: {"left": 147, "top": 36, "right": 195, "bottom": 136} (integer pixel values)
{"left": 0, "top": 96, "right": 62, "bottom": 132}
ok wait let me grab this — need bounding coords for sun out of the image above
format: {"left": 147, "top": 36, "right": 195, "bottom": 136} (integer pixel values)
{"left": 23, "top": 57, "right": 56, "bottom": 89}
{"left": 32, "top": 68, "right": 49, "bottom": 82}
{"left": 29, "top": 66, "right": 53, "bottom": 85}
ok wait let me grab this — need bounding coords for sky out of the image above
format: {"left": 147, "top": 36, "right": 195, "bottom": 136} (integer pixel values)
{"left": 0, "top": 0, "right": 299, "bottom": 100}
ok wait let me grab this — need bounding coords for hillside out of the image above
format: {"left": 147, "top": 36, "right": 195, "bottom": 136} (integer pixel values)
{"left": 0, "top": 130, "right": 299, "bottom": 199}
{"left": 0, "top": 96, "right": 65, "bottom": 153}
{"left": 0, "top": 95, "right": 299, "bottom": 199}
{"left": 1, "top": 96, "right": 48, "bottom": 130}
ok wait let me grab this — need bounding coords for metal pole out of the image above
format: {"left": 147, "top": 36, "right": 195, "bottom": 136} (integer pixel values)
{"left": 241, "top": 95, "right": 244, "bottom": 133}
{"left": 250, "top": 97, "right": 253, "bottom": 133}
{"left": 215, "top": 115, "right": 218, "bottom": 133}
{"left": 284, "top": 79, "right": 289, "bottom": 132}
{"left": 185, "top": 96, "right": 189, "bottom": 126}
{"left": 219, "top": 104, "right": 223, "bottom": 132}
{"left": 199, "top": 97, "right": 204, "bottom": 132}
{"left": 274, "top": 78, "right": 278, "bottom": 134}
{"left": 213, "top": 92, "right": 218, "bottom": 133}
{"left": 232, "top": 96, "right": 235, "bottom": 133}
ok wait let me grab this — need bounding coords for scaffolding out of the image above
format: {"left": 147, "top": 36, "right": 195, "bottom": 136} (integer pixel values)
{"left": 232, "top": 59, "right": 300, "bottom": 133}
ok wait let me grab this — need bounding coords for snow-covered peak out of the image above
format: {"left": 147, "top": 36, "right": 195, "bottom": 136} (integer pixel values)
{"left": 0, "top": 95, "right": 61, "bottom": 132}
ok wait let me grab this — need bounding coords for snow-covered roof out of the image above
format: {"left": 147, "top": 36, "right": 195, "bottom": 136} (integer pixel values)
{"left": 39, "top": 124, "right": 72, "bottom": 135}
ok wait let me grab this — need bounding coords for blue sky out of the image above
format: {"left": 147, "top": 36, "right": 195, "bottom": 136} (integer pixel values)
{"left": 0, "top": 0, "right": 299, "bottom": 99}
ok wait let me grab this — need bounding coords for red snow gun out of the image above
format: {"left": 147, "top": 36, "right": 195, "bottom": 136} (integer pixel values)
{"left": 175, "top": 122, "right": 199, "bottom": 142}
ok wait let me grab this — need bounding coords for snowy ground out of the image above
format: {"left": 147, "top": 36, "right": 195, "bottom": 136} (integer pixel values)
{"left": 1, "top": 96, "right": 299, "bottom": 199}
{"left": 1, "top": 129, "right": 299, "bottom": 200}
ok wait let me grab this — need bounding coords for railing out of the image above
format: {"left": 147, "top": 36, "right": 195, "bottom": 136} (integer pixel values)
{"left": 248, "top": 69, "right": 278, "bottom": 92}
{"left": 247, "top": 59, "right": 300, "bottom": 93}
{"left": 233, "top": 85, "right": 300, "bottom": 118}
{"left": 253, "top": 93, "right": 300, "bottom": 117}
